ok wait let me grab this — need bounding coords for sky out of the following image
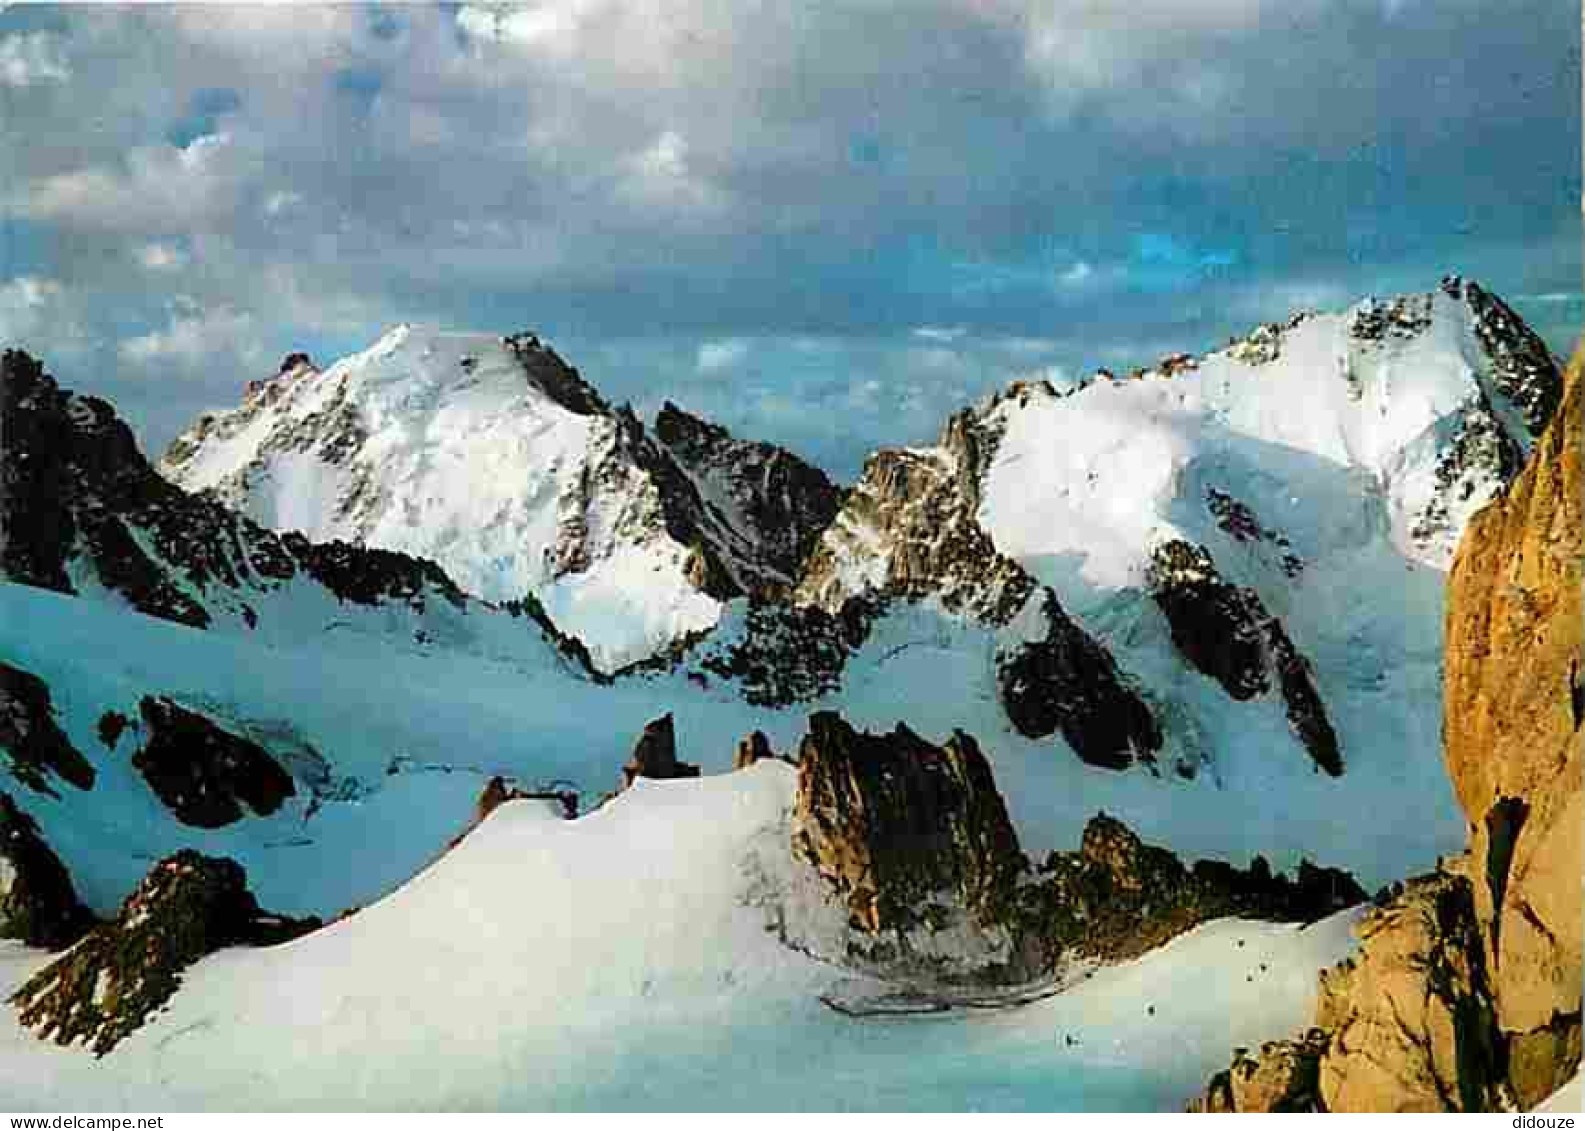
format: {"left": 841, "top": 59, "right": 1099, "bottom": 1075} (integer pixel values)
{"left": 0, "top": 1, "right": 1579, "bottom": 477}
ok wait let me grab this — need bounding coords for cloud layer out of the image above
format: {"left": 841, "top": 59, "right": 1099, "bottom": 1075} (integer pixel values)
{"left": 1, "top": 1, "right": 1578, "bottom": 474}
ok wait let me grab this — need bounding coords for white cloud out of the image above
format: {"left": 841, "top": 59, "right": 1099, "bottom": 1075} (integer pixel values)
{"left": 456, "top": 2, "right": 593, "bottom": 50}
{"left": 696, "top": 338, "right": 749, "bottom": 373}
{"left": 0, "top": 0, "right": 1571, "bottom": 469}
{"left": 620, "top": 129, "right": 726, "bottom": 217}
{"left": 263, "top": 191, "right": 303, "bottom": 218}
{"left": 635, "top": 130, "right": 688, "bottom": 181}
{"left": 0, "top": 275, "right": 62, "bottom": 310}
{"left": 0, "top": 32, "right": 69, "bottom": 88}
{"left": 0, "top": 276, "right": 92, "bottom": 355}
{"left": 912, "top": 326, "right": 967, "bottom": 343}
{"left": 119, "top": 297, "right": 265, "bottom": 375}
{"left": 1059, "top": 260, "right": 1094, "bottom": 286}
{"left": 135, "top": 242, "right": 187, "bottom": 272}
{"left": 18, "top": 133, "right": 245, "bottom": 235}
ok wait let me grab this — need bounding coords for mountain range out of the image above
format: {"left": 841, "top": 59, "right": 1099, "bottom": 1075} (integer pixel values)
{"left": 0, "top": 276, "right": 1575, "bottom": 1111}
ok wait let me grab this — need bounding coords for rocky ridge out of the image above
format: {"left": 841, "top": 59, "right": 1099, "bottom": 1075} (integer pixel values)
{"left": 786, "top": 398, "right": 1163, "bottom": 768}
{"left": 790, "top": 712, "right": 1026, "bottom": 942}
{"left": 619, "top": 713, "right": 700, "bottom": 790}
{"left": 788, "top": 711, "right": 1364, "bottom": 985}
{"left": 136, "top": 283, "right": 1565, "bottom": 776}
{"left": 11, "top": 850, "right": 319, "bottom": 1055}
{"left": 1146, "top": 540, "right": 1342, "bottom": 775}
{"left": 655, "top": 400, "right": 844, "bottom": 597}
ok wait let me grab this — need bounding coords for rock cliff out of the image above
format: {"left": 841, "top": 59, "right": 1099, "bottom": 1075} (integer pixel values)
{"left": 1443, "top": 345, "right": 1582, "bottom": 1041}
{"left": 1146, "top": 540, "right": 1342, "bottom": 776}
{"left": 132, "top": 697, "right": 297, "bottom": 828}
{"left": 0, "top": 659, "right": 95, "bottom": 796}
{"left": 0, "top": 791, "right": 95, "bottom": 950}
{"left": 789, "top": 711, "right": 1363, "bottom": 983}
{"left": 791, "top": 712, "right": 1026, "bottom": 939}
{"left": 619, "top": 713, "right": 700, "bottom": 790}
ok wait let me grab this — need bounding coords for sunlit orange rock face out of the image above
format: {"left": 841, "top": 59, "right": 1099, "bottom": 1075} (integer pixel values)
{"left": 1442, "top": 344, "right": 1582, "bottom": 1042}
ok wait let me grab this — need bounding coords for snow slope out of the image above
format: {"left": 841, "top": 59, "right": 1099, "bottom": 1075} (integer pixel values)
{"left": 0, "top": 763, "right": 1366, "bottom": 1111}
{"left": 18, "top": 282, "right": 1548, "bottom": 925}
{"left": 0, "top": 577, "right": 1461, "bottom": 927}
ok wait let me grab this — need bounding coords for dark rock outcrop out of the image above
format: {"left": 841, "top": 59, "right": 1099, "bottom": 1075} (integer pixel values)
{"left": 1017, "top": 814, "right": 1365, "bottom": 972}
{"left": 793, "top": 404, "right": 1162, "bottom": 768}
{"left": 448, "top": 775, "right": 578, "bottom": 850}
{"left": 798, "top": 443, "right": 1034, "bottom": 624}
{"left": 996, "top": 590, "right": 1162, "bottom": 769}
{"left": 0, "top": 792, "right": 94, "bottom": 950}
{"left": 733, "top": 730, "right": 777, "bottom": 770}
{"left": 503, "top": 332, "right": 612, "bottom": 418}
{"left": 693, "top": 595, "right": 879, "bottom": 707}
{"left": 133, "top": 697, "right": 295, "bottom": 828}
{"left": 1147, "top": 540, "right": 1273, "bottom": 700}
{"left": 1410, "top": 395, "right": 1527, "bottom": 551}
{"left": 789, "top": 712, "right": 1364, "bottom": 984}
{"left": 474, "top": 775, "right": 529, "bottom": 824}
{"left": 1350, "top": 293, "right": 1434, "bottom": 343}
{"left": 96, "top": 711, "right": 129, "bottom": 750}
{"left": 1190, "top": 1031, "right": 1329, "bottom": 1112}
{"left": 620, "top": 714, "right": 700, "bottom": 789}
{"left": 0, "top": 349, "right": 474, "bottom": 629}
{"left": 1205, "top": 486, "right": 1305, "bottom": 577}
{"left": 656, "top": 401, "right": 844, "bottom": 593}
{"left": 791, "top": 713, "right": 1026, "bottom": 936}
{"left": 278, "top": 351, "right": 313, "bottom": 375}
{"left": 547, "top": 396, "right": 843, "bottom": 610}
{"left": 1147, "top": 540, "right": 1341, "bottom": 776}
{"left": 1406, "top": 278, "right": 1562, "bottom": 558}
{"left": 1460, "top": 280, "right": 1565, "bottom": 437}
{"left": 0, "top": 660, "right": 94, "bottom": 795}
{"left": 1267, "top": 617, "right": 1344, "bottom": 778}
{"left": 10, "top": 850, "right": 319, "bottom": 1055}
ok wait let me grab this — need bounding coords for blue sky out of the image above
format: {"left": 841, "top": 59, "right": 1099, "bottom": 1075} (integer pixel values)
{"left": 0, "top": 2, "right": 1578, "bottom": 476}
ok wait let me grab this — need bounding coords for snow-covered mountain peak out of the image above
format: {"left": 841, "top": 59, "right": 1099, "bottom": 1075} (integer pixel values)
{"left": 159, "top": 329, "right": 711, "bottom": 669}
{"left": 975, "top": 279, "right": 1561, "bottom": 583}
{"left": 160, "top": 328, "right": 844, "bottom": 671}
{"left": 0, "top": 349, "right": 600, "bottom": 679}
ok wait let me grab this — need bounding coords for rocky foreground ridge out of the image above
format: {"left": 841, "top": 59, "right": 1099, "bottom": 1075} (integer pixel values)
{"left": 10, "top": 850, "right": 318, "bottom": 1055}
{"left": 786, "top": 710, "right": 1363, "bottom": 984}
{"left": 1190, "top": 345, "right": 1583, "bottom": 1113}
